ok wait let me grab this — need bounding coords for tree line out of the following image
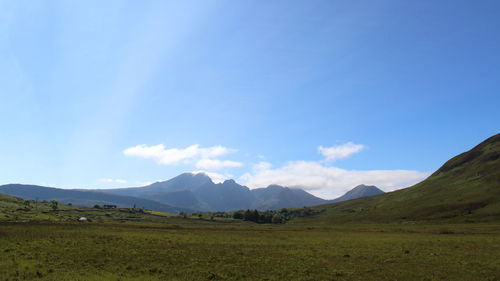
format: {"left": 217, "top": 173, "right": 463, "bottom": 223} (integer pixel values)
{"left": 190, "top": 207, "right": 324, "bottom": 224}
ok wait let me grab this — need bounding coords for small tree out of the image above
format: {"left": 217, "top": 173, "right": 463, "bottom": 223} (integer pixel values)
{"left": 243, "top": 209, "right": 259, "bottom": 223}
{"left": 252, "top": 210, "right": 260, "bottom": 223}
{"left": 272, "top": 214, "right": 284, "bottom": 224}
{"left": 93, "top": 204, "right": 101, "bottom": 209}
{"left": 24, "top": 200, "right": 32, "bottom": 209}
{"left": 50, "top": 200, "right": 58, "bottom": 211}
{"left": 243, "top": 209, "right": 252, "bottom": 221}
{"left": 233, "top": 211, "right": 244, "bottom": 219}
{"left": 260, "top": 211, "right": 273, "bottom": 223}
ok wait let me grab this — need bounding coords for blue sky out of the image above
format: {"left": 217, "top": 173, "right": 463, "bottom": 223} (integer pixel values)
{"left": 0, "top": 1, "right": 499, "bottom": 198}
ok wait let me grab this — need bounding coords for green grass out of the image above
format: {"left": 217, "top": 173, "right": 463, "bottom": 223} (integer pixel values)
{"left": 1, "top": 192, "right": 500, "bottom": 281}
{"left": 146, "top": 210, "right": 176, "bottom": 217}
{"left": 0, "top": 221, "right": 499, "bottom": 281}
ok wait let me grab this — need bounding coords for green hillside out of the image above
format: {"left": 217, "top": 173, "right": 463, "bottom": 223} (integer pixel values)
{"left": 299, "top": 133, "right": 500, "bottom": 224}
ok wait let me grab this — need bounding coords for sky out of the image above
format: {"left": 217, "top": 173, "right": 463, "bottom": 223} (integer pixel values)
{"left": 0, "top": 0, "right": 499, "bottom": 199}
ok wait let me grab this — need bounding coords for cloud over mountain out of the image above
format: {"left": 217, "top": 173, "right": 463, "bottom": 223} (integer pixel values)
{"left": 239, "top": 142, "right": 427, "bottom": 199}
{"left": 124, "top": 141, "right": 429, "bottom": 199}
{"left": 123, "top": 144, "right": 242, "bottom": 170}
{"left": 239, "top": 160, "right": 429, "bottom": 199}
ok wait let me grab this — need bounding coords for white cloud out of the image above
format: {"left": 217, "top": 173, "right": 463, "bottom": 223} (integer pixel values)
{"left": 239, "top": 160, "right": 430, "bottom": 200}
{"left": 99, "top": 178, "right": 127, "bottom": 184}
{"left": 123, "top": 144, "right": 238, "bottom": 170}
{"left": 124, "top": 141, "right": 430, "bottom": 199}
{"left": 318, "top": 142, "right": 365, "bottom": 162}
{"left": 253, "top": 161, "right": 272, "bottom": 171}
{"left": 191, "top": 171, "right": 231, "bottom": 184}
{"left": 195, "top": 159, "right": 243, "bottom": 170}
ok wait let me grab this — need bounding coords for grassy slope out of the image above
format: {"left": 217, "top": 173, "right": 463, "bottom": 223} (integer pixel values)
{"left": 298, "top": 133, "right": 500, "bottom": 224}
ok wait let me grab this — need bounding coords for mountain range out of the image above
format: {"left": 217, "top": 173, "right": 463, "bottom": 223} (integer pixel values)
{"left": 0, "top": 174, "right": 384, "bottom": 212}
{"left": 98, "top": 173, "right": 334, "bottom": 211}
{"left": 1, "top": 133, "right": 497, "bottom": 221}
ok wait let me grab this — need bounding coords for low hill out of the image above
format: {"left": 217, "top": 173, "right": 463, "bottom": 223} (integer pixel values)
{"left": 0, "top": 193, "right": 26, "bottom": 210}
{"left": 301, "top": 133, "right": 500, "bottom": 223}
{"left": 0, "top": 184, "right": 192, "bottom": 214}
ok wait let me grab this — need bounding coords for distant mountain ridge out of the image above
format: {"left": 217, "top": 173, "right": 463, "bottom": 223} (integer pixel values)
{"left": 99, "top": 173, "right": 386, "bottom": 211}
{"left": 100, "top": 174, "right": 331, "bottom": 211}
{"left": 330, "top": 184, "right": 384, "bottom": 203}
{"left": 0, "top": 174, "right": 386, "bottom": 213}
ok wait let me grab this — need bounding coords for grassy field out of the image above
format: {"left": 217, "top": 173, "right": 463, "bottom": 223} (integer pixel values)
{"left": 1, "top": 220, "right": 499, "bottom": 281}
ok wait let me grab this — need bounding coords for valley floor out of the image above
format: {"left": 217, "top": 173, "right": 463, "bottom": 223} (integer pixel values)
{"left": 1, "top": 221, "right": 499, "bottom": 281}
